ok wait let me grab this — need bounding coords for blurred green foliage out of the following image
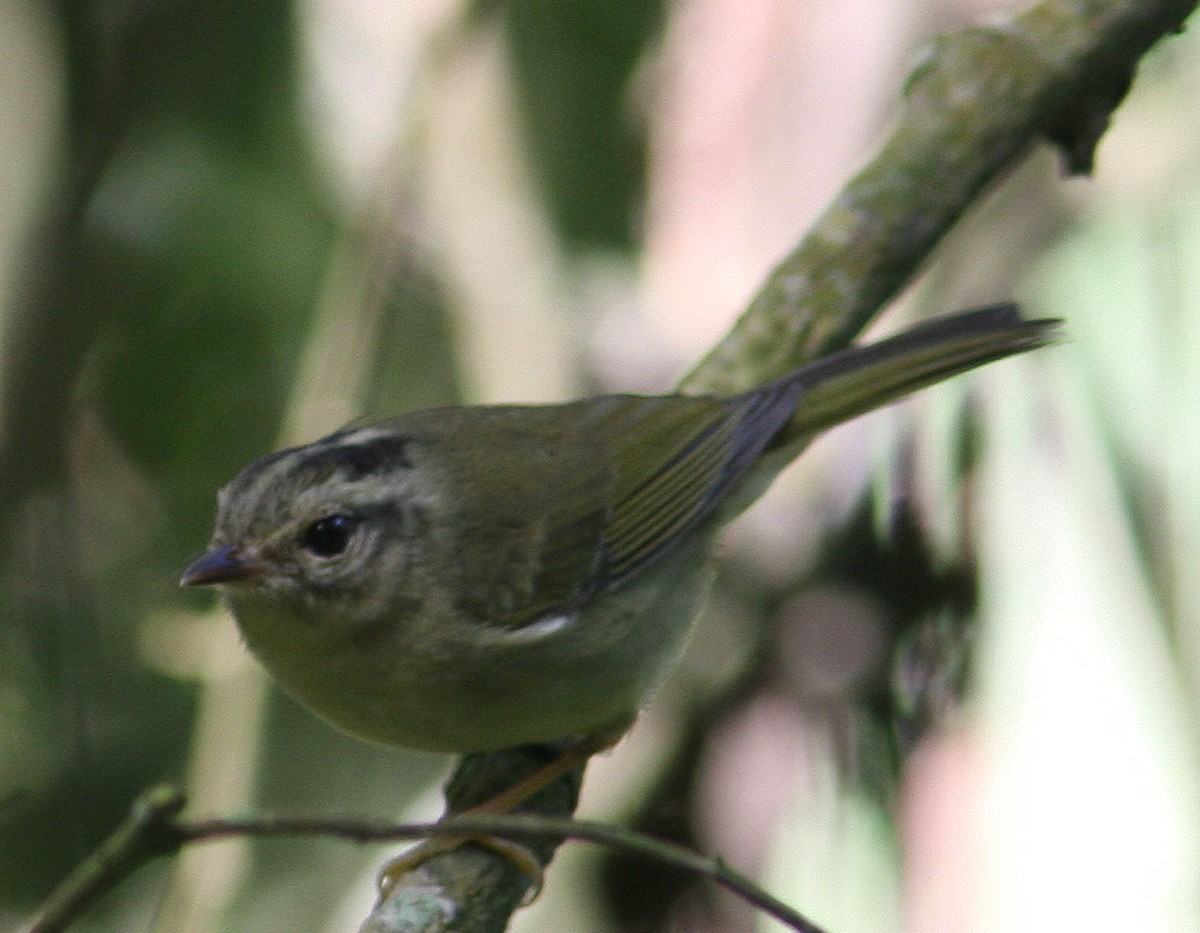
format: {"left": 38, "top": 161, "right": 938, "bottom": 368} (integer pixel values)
{"left": 2, "top": 0, "right": 335, "bottom": 907}
{"left": 0, "top": 0, "right": 661, "bottom": 926}
{"left": 501, "top": 0, "right": 663, "bottom": 249}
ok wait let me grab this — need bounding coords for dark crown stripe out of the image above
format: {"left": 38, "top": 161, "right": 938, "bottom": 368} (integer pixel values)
{"left": 296, "top": 434, "right": 415, "bottom": 481}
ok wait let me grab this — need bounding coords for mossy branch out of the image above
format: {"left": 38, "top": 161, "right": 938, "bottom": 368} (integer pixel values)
{"left": 680, "top": 0, "right": 1195, "bottom": 396}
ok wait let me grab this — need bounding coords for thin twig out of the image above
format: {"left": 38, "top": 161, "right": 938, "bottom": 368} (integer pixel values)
{"left": 180, "top": 812, "right": 825, "bottom": 933}
{"left": 24, "top": 788, "right": 825, "bottom": 933}
{"left": 24, "top": 787, "right": 187, "bottom": 933}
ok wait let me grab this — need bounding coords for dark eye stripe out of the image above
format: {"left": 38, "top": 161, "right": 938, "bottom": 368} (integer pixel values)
{"left": 358, "top": 501, "right": 430, "bottom": 538}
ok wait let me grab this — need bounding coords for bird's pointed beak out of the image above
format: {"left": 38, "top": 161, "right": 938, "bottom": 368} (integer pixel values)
{"left": 180, "top": 545, "right": 257, "bottom": 587}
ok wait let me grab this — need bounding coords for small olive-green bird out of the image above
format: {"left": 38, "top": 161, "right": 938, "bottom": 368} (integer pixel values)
{"left": 182, "top": 305, "right": 1054, "bottom": 755}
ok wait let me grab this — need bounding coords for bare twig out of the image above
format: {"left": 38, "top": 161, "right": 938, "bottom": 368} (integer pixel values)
{"left": 24, "top": 787, "right": 187, "bottom": 933}
{"left": 24, "top": 786, "right": 825, "bottom": 933}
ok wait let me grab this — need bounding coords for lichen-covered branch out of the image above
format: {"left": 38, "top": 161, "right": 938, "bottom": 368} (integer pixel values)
{"left": 679, "top": 0, "right": 1197, "bottom": 396}
{"left": 360, "top": 747, "right": 581, "bottom": 933}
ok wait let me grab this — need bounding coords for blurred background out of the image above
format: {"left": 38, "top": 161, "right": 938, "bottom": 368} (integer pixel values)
{"left": 2, "top": 0, "right": 1199, "bottom": 930}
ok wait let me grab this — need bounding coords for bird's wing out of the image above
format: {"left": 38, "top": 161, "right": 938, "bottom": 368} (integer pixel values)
{"left": 438, "top": 384, "right": 801, "bottom": 630}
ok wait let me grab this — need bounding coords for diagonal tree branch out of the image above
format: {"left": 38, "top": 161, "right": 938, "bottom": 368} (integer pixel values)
{"left": 680, "top": 0, "right": 1196, "bottom": 396}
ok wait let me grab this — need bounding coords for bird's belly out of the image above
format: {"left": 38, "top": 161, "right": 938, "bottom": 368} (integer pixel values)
{"left": 238, "top": 540, "right": 715, "bottom": 753}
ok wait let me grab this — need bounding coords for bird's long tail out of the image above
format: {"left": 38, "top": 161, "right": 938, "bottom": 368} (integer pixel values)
{"left": 711, "top": 304, "right": 1058, "bottom": 520}
{"left": 774, "top": 303, "right": 1058, "bottom": 446}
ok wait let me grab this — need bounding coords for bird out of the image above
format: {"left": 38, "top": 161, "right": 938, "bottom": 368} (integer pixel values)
{"left": 181, "top": 302, "right": 1055, "bottom": 891}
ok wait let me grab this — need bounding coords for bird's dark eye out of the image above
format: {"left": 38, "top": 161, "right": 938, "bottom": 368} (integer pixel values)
{"left": 301, "top": 515, "right": 356, "bottom": 558}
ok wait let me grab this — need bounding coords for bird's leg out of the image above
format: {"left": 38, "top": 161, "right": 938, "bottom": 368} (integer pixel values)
{"left": 377, "top": 722, "right": 630, "bottom": 901}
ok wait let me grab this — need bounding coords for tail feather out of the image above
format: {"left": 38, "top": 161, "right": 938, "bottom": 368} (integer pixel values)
{"left": 711, "top": 304, "right": 1058, "bottom": 521}
{"left": 772, "top": 303, "right": 1059, "bottom": 445}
